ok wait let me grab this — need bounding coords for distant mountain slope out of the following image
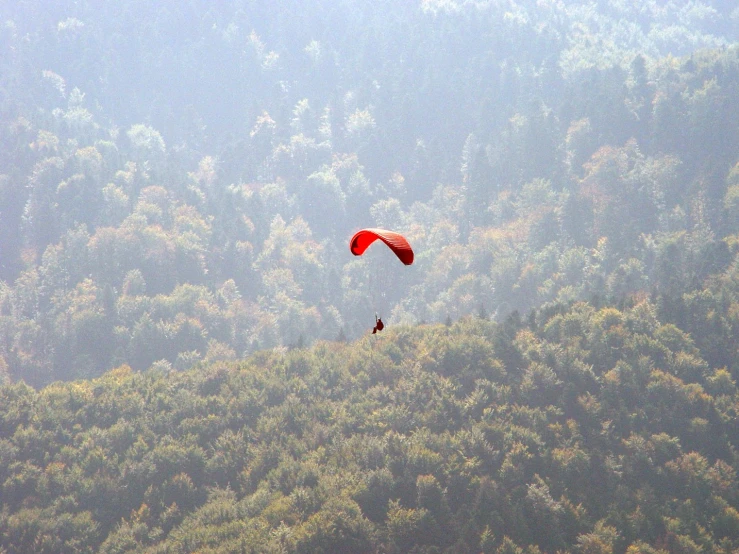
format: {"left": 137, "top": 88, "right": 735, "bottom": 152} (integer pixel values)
{"left": 1, "top": 2, "right": 738, "bottom": 386}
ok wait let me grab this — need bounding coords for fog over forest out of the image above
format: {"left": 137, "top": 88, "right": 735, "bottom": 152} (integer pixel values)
{"left": 1, "top": 2, "right": 739, "bottom": 553}
{"left": 1, "top": 0, "right": 737, "bottom": 384}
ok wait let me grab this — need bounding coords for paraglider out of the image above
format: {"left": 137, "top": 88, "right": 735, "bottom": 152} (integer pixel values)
{"left": 349, "top": 228, "right": 414, "bottom": 265}
{"left": 372, "top": 316, "right": 384, "bottom": 334}
{"left": 349, "top": 228, "right": 413, "bottom": 333}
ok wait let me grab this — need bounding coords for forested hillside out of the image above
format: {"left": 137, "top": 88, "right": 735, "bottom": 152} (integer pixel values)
{"left": 1, "top": 3, "right": 739, "bottom": 550}
{"left": 1, "top": 289, "right": 739, "bottom": 552}
{"left": 1, "top": 1, "right": 738, "bottom": 385}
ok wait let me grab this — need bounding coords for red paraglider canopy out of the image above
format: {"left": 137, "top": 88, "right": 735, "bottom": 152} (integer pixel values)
{"left": 349, "top": 228, "right": 414, "bottom": 265}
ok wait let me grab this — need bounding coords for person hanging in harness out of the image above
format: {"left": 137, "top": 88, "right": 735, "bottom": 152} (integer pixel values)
{"left": 372, "top": 315, "right": 384, "bottom": 334}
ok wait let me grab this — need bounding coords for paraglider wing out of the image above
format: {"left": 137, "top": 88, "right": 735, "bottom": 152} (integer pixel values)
{"left": 349, "top": 228, "right": 414, "bottom": 265}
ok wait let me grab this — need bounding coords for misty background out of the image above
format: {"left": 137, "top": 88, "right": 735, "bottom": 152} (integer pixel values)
{"left": 1, "top": 1, "right": 738, "bottom": 385}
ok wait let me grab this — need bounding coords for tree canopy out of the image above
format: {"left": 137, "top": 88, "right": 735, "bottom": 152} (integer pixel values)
{"left": 1, "top": 295, "right": 739, "bottom": 552}
{"left": 2, "top": 2, "right": 739, "bottom": 550}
